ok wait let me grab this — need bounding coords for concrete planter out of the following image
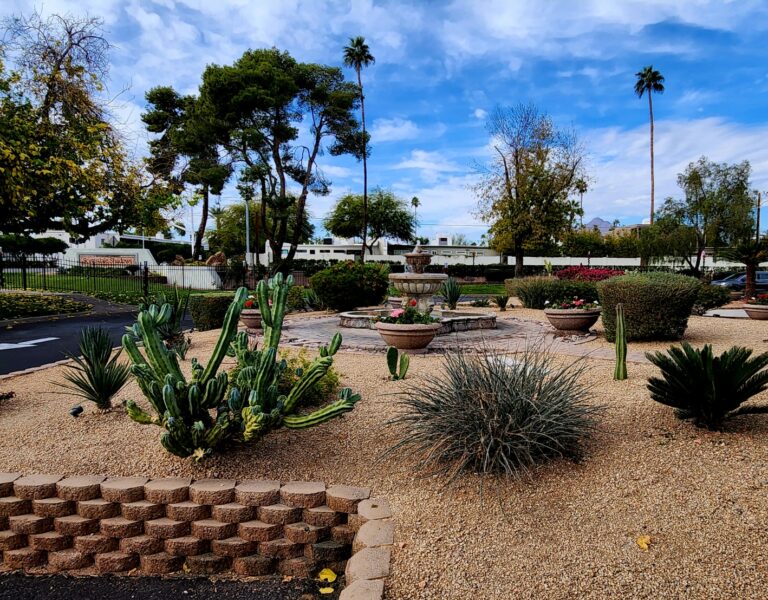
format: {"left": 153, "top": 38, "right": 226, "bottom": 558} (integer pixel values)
{"left": 374, "top": 322, "right": 441, "bottom": 350}
{"left": 743, "top": 304, "right": 768, "bottom": 320}
{"left": 240, "top": 308, "right": 262, "bottom": 329}
{"left": 544, "top": 308, "right": 601, "bottom": 331}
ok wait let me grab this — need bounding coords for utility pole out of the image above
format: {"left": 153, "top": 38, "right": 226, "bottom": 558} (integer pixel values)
{"left": 757, "top": 191, "right": 762, "bottom": 243}
{"left": 244, "top": 197, "right": 251, "bottom": 267}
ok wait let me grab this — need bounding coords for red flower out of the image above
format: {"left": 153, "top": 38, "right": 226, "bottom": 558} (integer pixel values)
{"left": 409, "top": 299, "right": 417, "bottom": 307}
{"left": 244, "top": 299, "right": 254, "bottom": 308}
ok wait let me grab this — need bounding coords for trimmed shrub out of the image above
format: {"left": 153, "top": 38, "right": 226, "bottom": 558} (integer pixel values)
{"left": 555, "top": 266, "right": 624, "bottom": 282}
{"left": 646, "top": 343, "right": 768, "bottom": 429}
{"left": 286, "top": 285, "right": 306, "bottom": 312}
{"left": 597, "top": 272, "right": 700, "bottom": 342}
{"left": 506, "top": 276, "right": 598, "bottom": 309}
{"left": 189, "top": 294, "right": 233, "bottom": 331}
{"left": 388, "top": 347, "right": 600, "bottom": 480}
{"left": 309, "top": 261, "right": 389, "bottom": 311}
{"left": 692, "top": 283, "right": 731, "bottom": 315}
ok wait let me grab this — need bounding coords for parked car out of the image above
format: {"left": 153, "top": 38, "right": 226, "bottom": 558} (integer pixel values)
{"left": 711, "top": 271, "right": 768, "bottom": 291}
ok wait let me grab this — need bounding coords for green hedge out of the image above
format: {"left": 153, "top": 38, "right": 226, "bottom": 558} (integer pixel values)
{"left": 189, "top": 294, "right": 234, "bottom": 331}
{"left": 505, "top": 277, "right": 598, "bottom": 309}
{"left": 597, "top": 272, "right": 700, "bottom": 342}
{"left": 309, "top": 261, "right": 389, "bottom": 311}
{"left": 692, "top": 283, "right": 731, "bottom": 315}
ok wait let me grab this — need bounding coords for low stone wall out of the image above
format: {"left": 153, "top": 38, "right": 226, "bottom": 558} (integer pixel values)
{"left": 0, "top": 474, "right": 392, "bottom": 600}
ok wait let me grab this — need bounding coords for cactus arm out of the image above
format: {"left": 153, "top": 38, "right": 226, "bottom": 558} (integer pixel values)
{"left": 257, "top": 280, "right": 273, "bottom": 328}
{"left": 399, "top": 353, "right": 410, "bottom": 379}
{"left": 282, "top": 356, "right": 333, "bottom": 414}
{"left": 136, "top": 311, "right": 184, "bottom": 383}
{"left": 283, "top": 388, "right": 361, "bottom": 429}
{"left": 200, "top": 287, "right": 248, "bottom": 384}
{"left": 614, "top": 303, "right": 628, "bottom": 380}
{"left": 126, "top": 400, "right": 156, "bottom": 425}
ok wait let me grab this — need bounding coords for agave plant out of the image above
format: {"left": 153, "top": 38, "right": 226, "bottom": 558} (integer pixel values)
{"left": 646, "top": 343, "right": 768, "bottom": 429}
{"left": 63, "top": 327, "right": 131, "bottom": 409}
{"left": 440, "top": 277, "right": 462, "bottom": 310}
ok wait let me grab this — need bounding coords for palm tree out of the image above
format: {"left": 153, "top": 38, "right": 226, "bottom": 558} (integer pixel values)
{"left": 634, "top": 65, "right": 665, "bottom": 225}
{"left": 723, "top": 238, "right": 768, "bottom": 299}
{"left": 343, "top": 36, "right": 375, "bottom": 262}
{"left": 574, "top": 178, "right": 588, "bottom": 227}
{"left": 411, "top": 196, "right": 420, "bottom": 240}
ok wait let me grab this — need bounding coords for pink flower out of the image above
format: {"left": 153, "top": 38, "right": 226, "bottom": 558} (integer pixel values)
{"left": 390, "top": 309, "right": 404, "bottom": 318}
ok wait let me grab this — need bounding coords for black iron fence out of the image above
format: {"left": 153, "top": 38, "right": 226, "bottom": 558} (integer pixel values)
{"left": 0, "top": 253, "right": 263, "bottom": 298}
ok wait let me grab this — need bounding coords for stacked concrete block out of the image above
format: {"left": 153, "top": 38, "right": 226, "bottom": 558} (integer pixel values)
{"left": 0, "top": 472, "right": 387, "bottom": 596}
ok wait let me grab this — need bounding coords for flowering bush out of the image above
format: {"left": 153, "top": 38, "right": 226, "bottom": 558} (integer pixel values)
{"left": 556, "top": 266, "right": 624, "bottom": 282}
{"left": 378, "top": 299, "right": 439, "bottom": 325}
{"left": 545, "top": 297, "right": 600, "bottom": 310}
{"left": 749, "top": 293, "right": 768, "bottom": 306}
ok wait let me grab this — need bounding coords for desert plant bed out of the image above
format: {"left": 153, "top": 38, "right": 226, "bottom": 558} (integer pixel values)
{"left": 0, "top": 313, "right": 767, "bottom": 598}
{"left": 0, "top": 293, "right": 92, "bottom": 320}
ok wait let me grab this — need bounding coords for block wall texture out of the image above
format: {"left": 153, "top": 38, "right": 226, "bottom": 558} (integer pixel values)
{"left": 0, "top": 473, "right": 386, "bottom": 584}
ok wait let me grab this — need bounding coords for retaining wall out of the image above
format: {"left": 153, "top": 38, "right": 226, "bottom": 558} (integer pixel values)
{"left": 0, "top": 474, "right": 392, "bottom": 600}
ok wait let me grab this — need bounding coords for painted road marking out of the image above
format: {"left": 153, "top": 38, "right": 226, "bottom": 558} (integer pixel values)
{"left": 0, "top": 337, "right": 60, "bottom": 351}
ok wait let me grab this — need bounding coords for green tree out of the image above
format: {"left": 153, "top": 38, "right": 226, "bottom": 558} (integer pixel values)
{"left": 343, "top": 36, "right": 375, "bottom": 262}
{"left": 324, "top": 188, "right": 415, "bottom": 252}
{"left": 198, "top": 48, "right": 364, "bottom": 272}
{"left": 0, "top": 12, "right": 167, "bottom": 239}
{"left": 474, "top": 103, "right": 586, "bottom": 277}
{"left": 634, "top": 65, "right": 665, "bottom": 225}
{"left": 561, "top": 228, "right": 605, "bottom": 257}
{"left": 142, "top": 87, "right": 231, "bottom": 259}
{"left": 574, "top": 178, "right": 588, "bottom": 227}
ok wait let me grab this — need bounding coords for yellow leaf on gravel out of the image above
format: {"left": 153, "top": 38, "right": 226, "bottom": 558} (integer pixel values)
{"left": 318, "top": 568, "right": 337, "bottom": 583}
{"left": 319, "top": 587, "right": 335, "bottom": 595}
{"left": 636, "top": 535, "right": 652, "bottom": 551}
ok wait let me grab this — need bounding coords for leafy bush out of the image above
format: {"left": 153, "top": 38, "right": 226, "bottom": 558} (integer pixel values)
{"left": 388, "top": 348, "right": 600, "bottom": 481}
{"left": 646, "top": 343, "right": 768, "bottom": 429}
{"left": 286, "top": 285, "right": 307, "bottom": 312}
{"left": 89, "top": 290, "right": 147, "bottom": 306}
{"left": 309, "top": 261, "right": 389, "bottom": 311}
{"left": 506, "top": 277, "right": 598, "bottom": 309}
{"left": 440, "top": 277, "right": 462, "bottom": 309}
{"left": 555, "top": 266, "right": 624, "bottom": 282}
{"left": 189, "top": 294, "right": 233, "bottom": 331}
{"left": 0, "top": 294, "right": 91, "bottom": 319}
{"left": 692, "top": 283, "right": 731, "bottom": 315}
{"left": 597, "top": 272, "right": 700, "bottom": 342}
{"left": 63, "top": 327, "right": 131, "bottom": 409}
{"left": 470, "top": 298, "right": 490, "bottom": 307}
{"left": 493, "top": 295, "right": 510, "bottom": 311}
{"left": 304, "top": 288, "right": 325, "bottom": 310}
{"left": 278, "top": 348, "right": 341, "bottom": 405}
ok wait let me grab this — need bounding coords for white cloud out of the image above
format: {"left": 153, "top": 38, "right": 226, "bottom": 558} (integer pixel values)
{"left": 370, "top": 117, "right": 421, "bottom": 142}
{"left": 392, "top": 149, "right": 465, "bottom": 183}
{"left": 473, "top": 108, "right": 487, "bottom": 120}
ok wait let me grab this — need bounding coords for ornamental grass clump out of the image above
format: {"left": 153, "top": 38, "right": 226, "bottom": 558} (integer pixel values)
{"left": 646, "top": 343, "right": 768, "bottom": 430}
{"left": 389, "top": 347, "right": 600, "bottom": 481}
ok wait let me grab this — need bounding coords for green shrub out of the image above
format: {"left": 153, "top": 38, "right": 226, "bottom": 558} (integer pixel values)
{"left": 692, "top": 283, "right": 731, "bottom": 315}
{"left": 493, "top": 295, "right": 510, "bottom": 311}
{"left": 388, "top": 347, "right": 600, "bottom": 481}
{"left": 597, "top": 272, "right": 700, "bottom": 342}
{"left": 62, "top": 327, "right": 131, "bottom": 409}
{"left": 278, "top": 348, "right": 340, "bottom": 405}
{"left": 0, "top": 293, "right": 91, "bottom": 319}
{"left": 505, "top": 277, "right": 598, "bottom": 309}
{"left": 189, "top": 294, "right": 233, "bottom": 331}
{"left": 286, "top": 285, "right": 306, "bottom": 312}
{"left": 309, "top": 261, "right": 389, "bottom": 311}
{"left": 440, "top": 277, "right": 462, "bottom": 309}
{"left": 646, "top": 343, "right": 768, "bottom": 429}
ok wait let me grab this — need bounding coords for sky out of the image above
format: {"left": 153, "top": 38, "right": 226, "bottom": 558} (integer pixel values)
{"left": 4, "top": 0, "right": 768, "bottom": 244}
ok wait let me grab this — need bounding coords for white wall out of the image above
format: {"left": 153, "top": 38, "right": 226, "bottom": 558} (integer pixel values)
{"left": 154, "top": 265, "right": 223, "bottom": 290}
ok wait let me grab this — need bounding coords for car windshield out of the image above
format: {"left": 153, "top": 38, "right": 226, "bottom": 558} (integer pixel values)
{"left": 715, "top": 273, "right": 744, "bottom": 282}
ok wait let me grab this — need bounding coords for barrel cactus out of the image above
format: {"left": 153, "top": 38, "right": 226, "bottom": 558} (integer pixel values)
{"left": 123, "top": 275, "right": 360, "bottom": 460}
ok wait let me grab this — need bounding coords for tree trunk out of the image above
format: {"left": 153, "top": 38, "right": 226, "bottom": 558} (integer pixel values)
{"left": 648, "top": 92, "right": 655, "bottom": 225}
{"left": 515, "top": 245, "right": 524, "bottom": 279}
{"left": 193, "top": 184, "right": 209, "bottom": 259}
{"left": 358, "top": 68, "right": 369, "bottom": 263}
{"left": 745, "top": 263, "right": 756, "bottom": 299}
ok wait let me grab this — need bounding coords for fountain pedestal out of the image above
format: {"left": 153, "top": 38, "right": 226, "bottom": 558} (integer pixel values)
{"left": 389, "top": 245, "right": 447, "bottom": 313}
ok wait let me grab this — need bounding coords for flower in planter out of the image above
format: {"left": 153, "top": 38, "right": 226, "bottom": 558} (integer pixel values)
{"left": 244, "top": 299, "right": 255, "bottom": 309}
{"left": 547, "top": 296, "right": 600, "bottom": 310}
{"left": 390, "top": 309, "right": 405, "bottom": 318}
{"left": 379, "top": 304, "right": 439, "bottom": 325}
{"left": 749, "top": 294, "right": 768, "bottom": 305}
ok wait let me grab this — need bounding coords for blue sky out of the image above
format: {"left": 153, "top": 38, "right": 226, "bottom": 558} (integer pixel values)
{"left": 5, "top": 0, "right": 768, "bottom": 243}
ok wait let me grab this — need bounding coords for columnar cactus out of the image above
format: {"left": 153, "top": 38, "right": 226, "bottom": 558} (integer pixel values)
{"left": 614, "top": 303, "right": 628, "bottom": 380}
{"left": 124, "top": 276, "right": 361, "bottom": 460}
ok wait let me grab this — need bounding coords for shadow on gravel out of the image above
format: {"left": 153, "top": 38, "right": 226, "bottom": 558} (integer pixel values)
{"left": 0, "top": 573, "right": 340, "bottom": 600}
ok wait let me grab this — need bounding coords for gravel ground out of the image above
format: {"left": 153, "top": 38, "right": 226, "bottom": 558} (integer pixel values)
{"left": 0, "top": 311, "right": 767, "bottom": 599}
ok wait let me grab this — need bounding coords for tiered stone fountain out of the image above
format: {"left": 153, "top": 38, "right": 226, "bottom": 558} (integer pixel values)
{"left": 338, "top": 245, "right": 496, "bottom": 334}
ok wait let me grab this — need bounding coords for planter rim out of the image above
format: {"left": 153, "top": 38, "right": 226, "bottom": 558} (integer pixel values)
{"left": 543, "top": 308, "right": 601, "bottom": 315}
{"left": 743, "top": 303, "right": 768, "bottom": 308}
{"left": 374, "top": 322, "right": 441, "bottom": 331}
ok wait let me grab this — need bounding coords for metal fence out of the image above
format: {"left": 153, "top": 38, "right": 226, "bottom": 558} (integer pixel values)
{"left": 0, "top": 253, "right": 263, "bottom": 297}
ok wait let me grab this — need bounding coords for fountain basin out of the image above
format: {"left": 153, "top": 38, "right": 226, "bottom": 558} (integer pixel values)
{"left": 339, "top": 309, "right": 496, "bottom": 334}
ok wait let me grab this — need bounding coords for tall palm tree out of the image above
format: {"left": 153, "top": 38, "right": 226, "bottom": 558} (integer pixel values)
{"left": 634, "top": 65, "right": 665, "bottom": 225}
{"left": 343, "top": 36, "right": 375, "bottom": 262}
{"left": 574, "top": 178, "right": 588, "bottom": 227}
{"left": 411, "top": 196, "right": 420, "bottom": 240}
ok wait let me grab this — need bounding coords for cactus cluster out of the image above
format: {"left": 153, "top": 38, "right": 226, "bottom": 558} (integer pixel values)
{"left": 123, "top": 274, "right": 360, "bottom": 460}
{"left": 614, "top": 303, "right": 627, "bottom": 380}
{"left": 386, "top": 346, "right": 409, "bottom": 380}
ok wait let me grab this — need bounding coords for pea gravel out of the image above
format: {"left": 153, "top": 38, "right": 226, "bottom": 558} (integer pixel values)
{"left": 0, "top": 312, "right": 766, "bottom": 599}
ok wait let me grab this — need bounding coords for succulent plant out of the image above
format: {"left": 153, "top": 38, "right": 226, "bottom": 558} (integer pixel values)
{"left": 614, "top": 303, "right": 627, "bottom": 380}
{"left": 386, "top": 346, "right": 409, "bottom": 380}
